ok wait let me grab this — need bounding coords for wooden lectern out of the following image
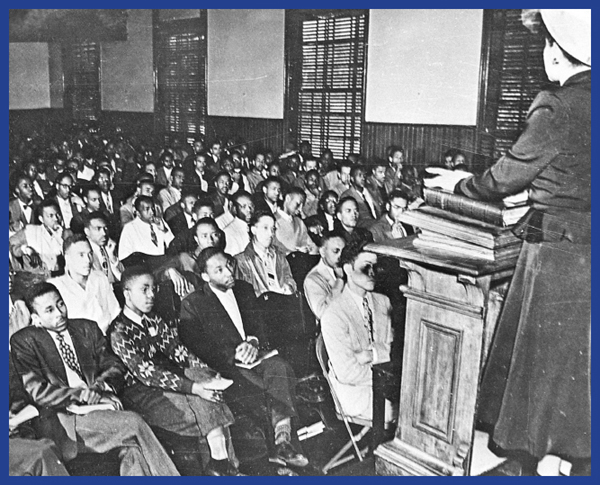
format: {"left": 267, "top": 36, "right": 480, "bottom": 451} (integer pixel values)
{"left": 366, "top": 235, "right": 519, "bottom": 476}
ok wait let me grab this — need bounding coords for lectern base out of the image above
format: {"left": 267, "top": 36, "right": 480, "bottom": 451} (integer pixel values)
{"left": 375, "top": 439, "right": 465, "bottom": 476}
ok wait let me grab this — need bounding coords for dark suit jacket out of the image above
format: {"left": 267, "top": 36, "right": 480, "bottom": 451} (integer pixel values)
{"left": 9, "top": 198, "right": 35, "bottom": 230}
{"left": 167, "top": 211, "right": 190, "bottom": 237}
{"left": 155, "top": 167, "right": 171, "bottom": 189}
{"left": 179, "top": 281, "right": 269, "bottom": 379}
{"left": 10, "top": 319, "right": 126, "bottom": 456}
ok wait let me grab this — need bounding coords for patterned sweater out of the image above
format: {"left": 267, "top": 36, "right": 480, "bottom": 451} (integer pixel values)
{"left": 109, "top": 311, "right": 207, "bottom": 395}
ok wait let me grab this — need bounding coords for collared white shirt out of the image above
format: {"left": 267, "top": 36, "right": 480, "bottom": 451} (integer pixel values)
{"left": 48, "top": 329, "right": 87, "bottom": 389}
{"left": 102, "top": 192, "right": 114, "bottom": 214}
{"left": 18, "top": 199, "right": 33, "bottom": 224}
{"left": 57, "top": 197, "right": 74, "bottom": 227}
{"left": 33, "top": 180, "right": 44, "bottom": 200}
{"left": 123, "top": 306, "right": 144, "bottom": 327}
{"left": 118, "top": 217, "right": 175, "bottom": 261}
{"left": 211, "top": 285, "right": 246, "bottom": 339}
{"left": 223, "top": 217, "right": 249, "bottom": 256}
{"left": 184, "top": 211, "right": 194, "bottom": 229}
{"left": 49, "top": 270, "right": 121, "bottom": 334}
{"left": 266, "top": 199, "right": 278, "bottom": 215}
{"left": 195, "top": 170, "right": 209, "bottom": 192}
{"left": 253, "top": 244, "right": 283, "bottom": 292}
{"left": 324, "top": 213, "right": 335, "bottom": 231}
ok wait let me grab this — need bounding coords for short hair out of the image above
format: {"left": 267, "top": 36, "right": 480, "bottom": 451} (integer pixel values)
{"left": 339, "top": 160, "right": 353, "bottom": 170}
{"left": 350, "top": 165, "right": 366, "bottom": 179}
{"left": 263, "top": 176, "right": 281, "bottom": 188}
{"left": 25, "top": 282, "right": 61, "bottom": 314}
{"left": 38, "top": 198, "right": 60, "bottom": 214}
{"left": 284, "top": 187, "right": 306, "bottom": 201}
{"left": 136, "top": 173, "right": 154, "bottom": 186}
{"left": 443, "top": 148, "right": 459, "bottom": 160}
{"left": 386, "top": 145, "right": 404, "bottom": 158}
{"left": 196, "top": 246, "right": 226, "bottom": 275}
{"left": 63, "top": 232, "right": 90, "bottom": 254}
{"left": 172, "top": 166, "right": 185, "bottom": 176}
{"left": 121, "top": 265, "right": 154, "bottom": 291}
{"left": 249, "top": 210, "right": 275, "bottom": 229}
{"left": 305, "top": 169, "right": 320, "bottom": 180}
{"left": 266, "top": 161, "right": 281, "bottom": 171}
{"left": 213, "top": 170, "right": 231, "bottom": 182}
{"left": 193, "top": 216, "right": 219, "bottom": 234}
{"left": 319, "top": 190, "right": 338, "bottom": 209}
{"left": 336, "top": 196, "right": 358, "bottom": 215}
{"left": 369, "top": 157, "right": 388, "bottom": 169}
{"left": 82, "top": 184, "right": 101, "bottom": 199}
{"left": 159, "top": 151, "right": 174, "bottom": 163}
{"left": 320, "top": 229, "right": 347, "bottom": 246}
{"left": 231, "top": 190, "right": 252, "bottom": 206}
{"left": 193, "top": 198, "right": 214, "bottom": 214}
{"left": 94, "top": 166, "right": 112, "bottom": 179}
{"left": 135, "top": 195, "right": 154, "bottom": 212}
{"left": 339, "top": 238, "right": 370, "bottom": 268}
{"left": 10, "top": 171, "right": 31, "bottom": 190}
{"left": 388, "top": 189, "right": 411, "bottom": 203}
{"left": 56, "top": 172, "right": 74, "bottom": 185}
{"left": 83, "top": 210, "right": 108, "bottom": 228}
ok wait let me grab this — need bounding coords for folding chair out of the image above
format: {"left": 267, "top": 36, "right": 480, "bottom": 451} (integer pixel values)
{"left": 315, "top": 334, "right": 370, "bottom": 474}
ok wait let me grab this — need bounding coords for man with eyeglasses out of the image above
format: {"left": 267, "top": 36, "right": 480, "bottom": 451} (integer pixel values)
{"left": 320, "top": 239, "right": 395, "bottom": 423}
{"left": 53, "top": 173, "right": 84, "bottom": 229}
{"left": 368, "top": 190, "right": 414, "bottom": 243}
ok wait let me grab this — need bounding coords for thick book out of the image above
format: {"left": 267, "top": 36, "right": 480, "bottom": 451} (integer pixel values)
{"left": 235, "top": 349, "right": 279, "bottom": 370}
{"left": 417, "top": 230, "right": 522, "bottom": 261}
{"left": 423, "top": 188, "right": 530, "bottom": 227}
{"left": 399, "top": 207, "right": 521, "bottom": 250}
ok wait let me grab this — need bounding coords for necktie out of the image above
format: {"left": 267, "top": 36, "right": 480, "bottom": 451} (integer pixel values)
{"left": 105, "top": 194, "right": 113, "bottom": 214}
{"left": 150, "top": 224, "right": 158, "bottom": 246}
{"left": 99, "top": 246, "right": 110, "bottom": 277}
{"left": 55, "top": 332, "right": 85, "bottom": 381}
{"left": 362, "top": 297, "right": 374, "bottom": 343}
{"left": 391, "top": 222, "right": 407, "bottom": 239}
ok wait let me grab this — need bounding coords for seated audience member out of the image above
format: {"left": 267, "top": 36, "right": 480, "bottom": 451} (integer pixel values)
{"left": 384, "top": 145, "right": 405, "bottom": 195}
{"left": 246, "top": 152, "right": 267, "bottom": 194}
{"left": 9, "top": 354, "right": 70, "bottom": 476}
{"left": 180, "top": 248, "right": 309, "bottom": 469}
{"left": 319, "top": 148, "right": 336, "bottom": 182}
{"left": 178, "top": 218, "right": 225, "bottom": 274}
{"left": 108, "top": 267, "right": 241, "bottom": 476}
{"left": 275, "top": 188, "right": 315, "bottom": 255}
{"left": 184, "top": 152, "right": 210, "bottom": 193}
{"left": 155, "top": 151, "right": 175, "bottom": 188}
{"left": 300, "top": 169, "right": 323, "bottom": 218}
{"left": 327, "top": 161, "right": 352, "bottom": 196}
{"left": 222, "top": 191, "right": 255, "bottom": 256}
{"left": 366, "top": 158, "right": 389, "bottom": 209}
{"left": 9, "top": 173, "right": 36, "bottom": 233}
{"left": 120, "top": 176, "right": 156, "bottom": 227}
{"left": 119, "top": 195, "right": 175, "bottom": 262}
{"left": 441, "top": 148, "right": 459, "bottom": 169}
{"left": 369, "top": 190, "right": 414, "bottom": 243}
{"left": 167, "top": 191, "right": 199, "bottom": 237}
{"left": 84, "top": 211, "right": 123, "bottom": 284}
{"left": 253, "top": 176, "right": 281, "bottom": 215}
{"left": 49, "top": 234, "right": 120, "bottom": 334}
{"left": 333, "top": 196, "right": 374, "bottom": 246}
{"left": 77, "top": 146, "right": 96, "bottom": 182}
{"left": 209, "top": 171, "right": 233, "bottom": 218}
{"left": 94, "top": 167, "right": 117, "bottom": 215}
{"left": 280, "top": 154, "right": 301, "bottom": 187}
{"left": 45, "top": 155, "right": 66, "bottom": 185}
{"left": 235, "top": 211, "right": 297, "bottom": 297}
{"left": 24, "top": 160, "right": 47, "bottom": 200}
{"left": 10, "top": 282, "right": 180, "bottom": 476}
{"left": 450, "top": 151, "right": 469, "bottom": 172}
{"left": 315, "top": 190, "right": 339, "bottom": 232}
{"left": 207, "top": 140, "right": 223, "bottom": 167}
{"left": 167, "top": 199, "right": 216, "bottom": 256}
{"left": 320, "top": 240, "right": 394, "bottom": 422}
{"left": 341, "top": 165, "right": 381, "bottom": 228}
{"left": 10, "top": 199, "right": 72, "bottom": 276}
{"left": 303, "top": 231, "right": 346, "bottom": 321}
{"left": 157, "top": 166, "right": 185, "bottom": 212}
{"left": 70, "top": 185, "right": 103, "bottom": 234}
{"left": 52, "top": 173, "right": 84, "bottom": 229}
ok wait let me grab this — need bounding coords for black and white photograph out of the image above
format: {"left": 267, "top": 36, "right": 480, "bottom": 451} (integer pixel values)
{"left": 8, "top": 8, "right": 591, "bottom": 477}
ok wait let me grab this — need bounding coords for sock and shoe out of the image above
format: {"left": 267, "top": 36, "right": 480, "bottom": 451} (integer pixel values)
{"left": 270, "top": 418, "right": 309, "bottom": 468}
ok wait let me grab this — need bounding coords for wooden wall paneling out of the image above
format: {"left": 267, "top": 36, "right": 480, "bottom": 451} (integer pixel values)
{"left": 205, "top": 116, "right": 286, "bottom": 155}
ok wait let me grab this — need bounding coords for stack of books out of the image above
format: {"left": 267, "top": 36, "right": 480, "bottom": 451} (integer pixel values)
{"left": 399, "top": 188, "right": 528, "bottom": 262}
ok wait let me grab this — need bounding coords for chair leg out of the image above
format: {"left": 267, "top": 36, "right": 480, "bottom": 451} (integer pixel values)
{"left": 322, "top": 426, "right": 370, "bottom": 474}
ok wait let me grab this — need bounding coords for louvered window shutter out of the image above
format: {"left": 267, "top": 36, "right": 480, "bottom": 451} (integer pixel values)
{"left": 297, "top": 12, "right": 367, "bottom": 160}
{"left": 64, "top": 41, "right": 101, "bottom": 121}
{"left": 489, "top": 10, "right": 548, "bottom": 158}
{"left": 155, "top": 15, "right": 207, "bottom": 145}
